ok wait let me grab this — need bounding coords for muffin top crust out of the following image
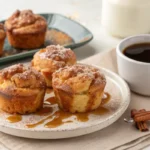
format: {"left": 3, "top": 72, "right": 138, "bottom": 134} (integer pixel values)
{"left": 32, "top": 45, "right": 76, "bottom": 72}
{"left": 5, "top": 10, "right": 47, "bottom": 34}
{"left": 0, "top": 64, "right": 46, "bottom": 89}
{"left": 52, "top": 64, "right": 106, "bottom": 94}
{"left": 0, "top": 23, "right": 6, "bottom": 39}
{"left": 39, "top": 45, "right": 75, "bottom": 61}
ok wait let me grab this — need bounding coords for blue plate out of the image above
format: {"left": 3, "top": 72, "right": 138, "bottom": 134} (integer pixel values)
{"left": 0, "top": 13, "right": 93, "bottom": 64}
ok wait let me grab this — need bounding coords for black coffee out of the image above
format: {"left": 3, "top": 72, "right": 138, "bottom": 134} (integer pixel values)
{"left": 123, "top": 43, "right": 150, "bottom": 63}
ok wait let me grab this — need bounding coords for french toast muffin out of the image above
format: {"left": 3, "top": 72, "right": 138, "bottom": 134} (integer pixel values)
{"left": 5, "top": 10, "right": 47, "bottom": 49}
{"left": 0, "top": 64, "right": 46, "bottom": 114}
{"left": 52, "top": 64, "right": 106, "bottom": 113}
{"left": 0, "top": 24, "right": 6, "bottom": 56}
{"left": 32, "top": 45, "right": 76, "bottom": 87}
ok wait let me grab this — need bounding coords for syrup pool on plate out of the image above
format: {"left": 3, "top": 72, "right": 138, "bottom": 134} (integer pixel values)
{"left": 7, "top": 115, "right": 22, "bottom": 123}
{"left": 26, "top": 93, "right": 111, "bottom": 128}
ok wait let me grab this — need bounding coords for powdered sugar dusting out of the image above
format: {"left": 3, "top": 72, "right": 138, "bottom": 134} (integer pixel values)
{"left": 0, "top": 63, "right": 46, "bottom": 88}
{"left": 6, "top": 9, "right": 46, "bottom": 31}
{"left": 54, "top": 64, "right": 106, "bottom": 84}
{"left": 39, "top": 45, "right": 71, "bottom": 61}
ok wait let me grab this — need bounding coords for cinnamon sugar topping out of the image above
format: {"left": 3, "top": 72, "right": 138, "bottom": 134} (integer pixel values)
{"left": 5, "top": 9, "right": 47, "bottom": 32}
{"left": 0, "top": 64, "right": 24, "bottom": 79}
{"left": 11, "top": 10, "right": 36, "bottom": 26}
{"left": 54, "top": 64, "right": 106, "bottom": 83}
{"left": 0, "top": 64, "right": 46, "bottom": 88}
{"left": 39, "top": 45, "right": 74, "bottom": 62}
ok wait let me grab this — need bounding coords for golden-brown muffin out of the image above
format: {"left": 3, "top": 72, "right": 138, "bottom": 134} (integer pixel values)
{"left": 5, "top": 10, "right": 47, "bottom": 49}
{"left": 0, "top": 64, "right": 46, "bottom": 114}
{"left": 52, "top": 64, "right": 106, "bottom": 113}
{"left": 0, "top": 24, "right": 6, "bottom": 56}
{"left": 32, "top": 45, "right": 77, "bottom": 87}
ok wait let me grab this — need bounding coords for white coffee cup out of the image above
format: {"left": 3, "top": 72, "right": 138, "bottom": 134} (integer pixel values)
{"left": 116, "top": 34, "right": 150, "bottom": 96}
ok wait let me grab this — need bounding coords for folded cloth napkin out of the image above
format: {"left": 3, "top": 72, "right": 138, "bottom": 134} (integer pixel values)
{"left": 0, "top": 49, "right": 149, "bottom": 150}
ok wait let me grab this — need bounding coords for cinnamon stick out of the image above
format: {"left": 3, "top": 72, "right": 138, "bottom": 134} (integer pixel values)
{"left": 134, "top": 113, "right": 150, "bottom": 122}
{"left": 136, "top": 122, "right": 149, "bottom": 131}
{"left": 131, "top": 109, "right": 149, "bottom": 132}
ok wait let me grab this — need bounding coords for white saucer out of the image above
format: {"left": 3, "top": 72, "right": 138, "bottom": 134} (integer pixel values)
{"left": 0, "top": 65, "right": 130, "bottom": 139}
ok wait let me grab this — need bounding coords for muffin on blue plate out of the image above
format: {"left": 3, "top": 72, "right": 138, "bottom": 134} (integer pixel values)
{"left": 5, "top": 10, "right": 47, "bottom": 49}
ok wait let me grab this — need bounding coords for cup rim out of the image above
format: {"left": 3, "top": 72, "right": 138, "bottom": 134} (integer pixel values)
{"left": 116, "top": 34, "right": 150, "bottom": 66}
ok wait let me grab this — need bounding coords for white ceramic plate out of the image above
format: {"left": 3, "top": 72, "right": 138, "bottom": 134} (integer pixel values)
{"left": 0, "top": 65, "right": 130, "bottom": 139}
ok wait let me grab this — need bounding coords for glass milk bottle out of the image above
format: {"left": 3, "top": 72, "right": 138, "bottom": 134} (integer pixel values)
{"left": 101, "top": 0, "right": 150, "bottom": 38}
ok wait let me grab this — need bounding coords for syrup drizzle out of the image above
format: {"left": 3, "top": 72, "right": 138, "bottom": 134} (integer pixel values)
{"left": 46, "top": 88, "right": 53, "bottom": 94}
{"left": 35, "top": 107, "right": 53, "bottom": 116}
{"left": 7, "top": 92, "right": 111, "bottom": 128}
{"left": 7, "top": 115, "right": 22, "bottom": 123}
{"left": 101, "top": 92, "right": 111, "bottom": 105}
{"left": 26, "top": 115, "right": 53, "bottom": 128}
{"left": 46, "top": 97, "right": 57, "bottom": 105}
